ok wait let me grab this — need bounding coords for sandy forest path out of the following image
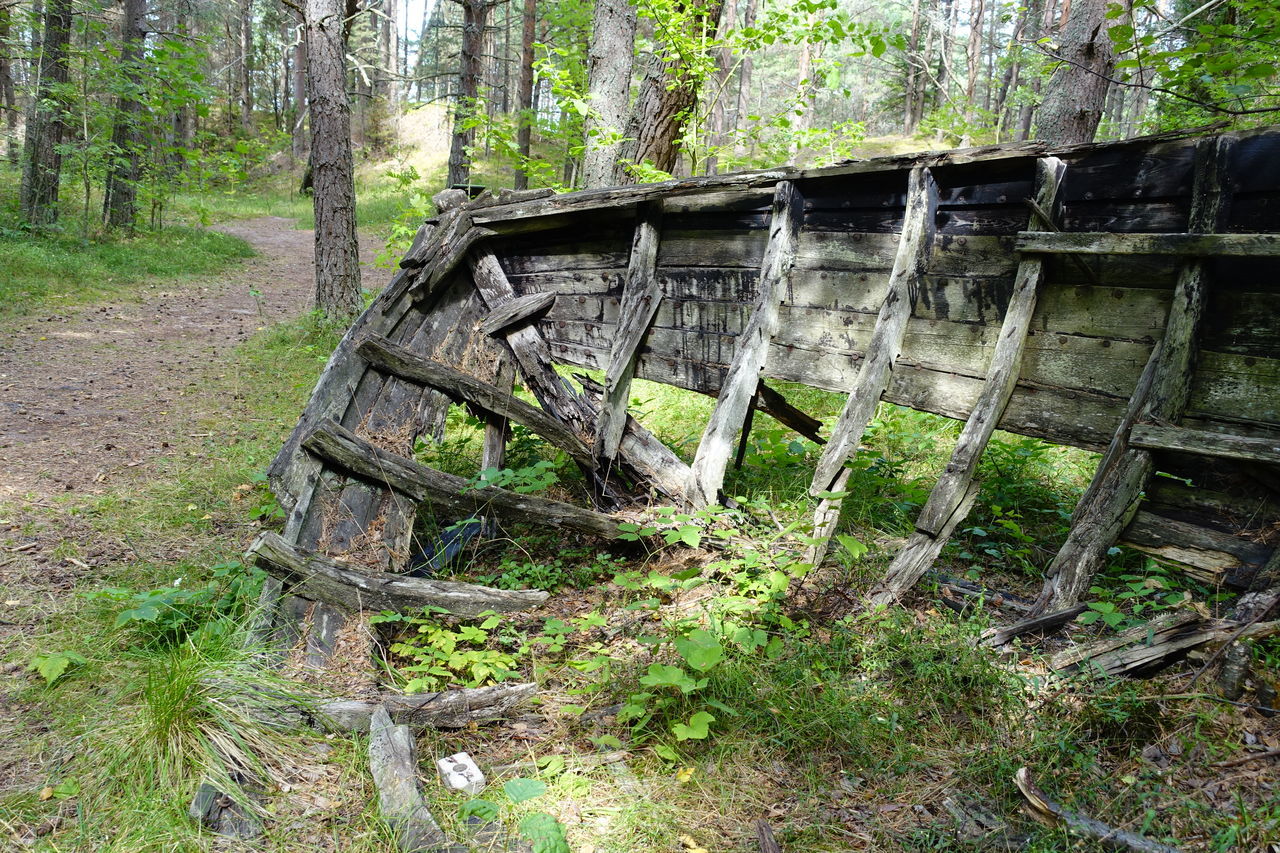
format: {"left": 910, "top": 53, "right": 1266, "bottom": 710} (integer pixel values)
{"left": 0, "top": 217, "right": 353, "bottom": 499}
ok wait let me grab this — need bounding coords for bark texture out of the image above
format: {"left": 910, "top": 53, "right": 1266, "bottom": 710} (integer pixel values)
{"left": 20, "top": 0, "right": 72, "bottom": 228}
{"left": 580, "top": 0, "right": 637, "bottom": 188}
{"left": 513, "top": 0, "right": 536, "bottom": 189}
{"left": 446, "top": 0, "right": 490, "bottom": 187}
{"left": 0, "top": 6, "right": 17, "bottom": 166}
{"left": 305, "top": 0, "right": 362, "bottom": 318}
{"left": 103, "top": 0, "right": 148, "bottom": 231}
{"left": 1037, "top": 0, "right": 1129, "bottom": 145}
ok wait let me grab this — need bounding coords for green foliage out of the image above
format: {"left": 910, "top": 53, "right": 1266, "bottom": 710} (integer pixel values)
{"left": 372, "top": 608, "right": 520, "bottom": 692}
{"left": 1078, "top": 555, "right": 1197, "bottom": 631}
{"left": 28, "top": 650, "right": 88, "bottom": 686}
{"left": 503, "top": 777, "right": 548, "bottom": 803}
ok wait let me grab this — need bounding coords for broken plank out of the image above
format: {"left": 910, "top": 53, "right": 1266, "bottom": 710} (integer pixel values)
{"left": 369, "top": 706, "right": 466, "bottom": 853}
{"left": 303, "top": 420, "right": 622, "bottom": 540}
{"left": 1013, "top": 767, "right": 1182, "bottom": 853}
{"left": 1120, "top": 510, "right": 1271, "bottom": 589}
{"left": 1129, "top": 424, "right": 1280, "bottom": 465}
{"left": 810, "top": 166, "right": 938, "bottom": 496}
{"left": 250, "top": 531, "right": 547, "bottom": 616}
{"left": 356, "top": 335, "right": 595, "bottom": 471}
{"left": 597, "top": 201, "right": 664, "bottom": 461}
{"left": 980, "top": 604, "right": 1089, "bottom": 647}
{"left": 1015, "top": 230, "right": 1280, "bottom": 257}
{"left": 691, "top": 181, "right": 804, "bottom": 506}
{"left": 873, "top": 157, "right": 1065, "bottom": 602}
{"left": 755, "top": 382, "right": 825, "bottom": 445}
{"left": 477, "top": 291, "right": 557, "bottom": 336}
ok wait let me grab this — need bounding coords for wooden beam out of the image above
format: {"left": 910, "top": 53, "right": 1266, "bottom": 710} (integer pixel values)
{"left": 810, "top": 166, "right": 937, "bottom": 497}
{"left": 1016, "top": 231, "right": 1280, "bottom": 257}
{"left": 596, "top": 201, "right": 664, "bottom": 462}
{"left": 1034, "top": 134, "right": 1236, "bottom": 613}
{"left": 1129, "top": 424, "right": 1280, "bottom": 465}
{"left": 691, "top": 181, "right": 805, "bottom": 506}
{"left": 356, "top": 334, "right": 595, "bottom": 471}
{"left": 368, "top": 706, "right": 464, "bottom": 853}
{"left": 872, "top": 157, "right": 1065, "bottom": 604}
{"left": 248, "top": 531, "right": 548, "bottom": 617}
{"left": 1120, "top": 510, "right": 1271, "bottom": 589}
{"left": 302, "top": 420, "right": 624, "bottom": 540}
{"left": 316, "top": 683, "right": 538, "bottom": 732}
{"left": 477, "top": 290, "right": 557, "bottom": 336}
{"left": 469, "top": 249, "right": 694, "bottom": 505}
{"left": 755, "top": 382, "right": 825, "bottom": 445}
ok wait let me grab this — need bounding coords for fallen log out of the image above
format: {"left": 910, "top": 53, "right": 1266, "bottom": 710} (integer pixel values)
{"left": 317, "top": 683, "right": 537, "bottom": 731}
{"left": 248, "top": 532, "right": 547, "bottom": 617}
{"left": 1014, "top": 767, "right": 1181, "bottom": 853}
{"left": 980, "top": 604, "right": 1089, "bottom": 647}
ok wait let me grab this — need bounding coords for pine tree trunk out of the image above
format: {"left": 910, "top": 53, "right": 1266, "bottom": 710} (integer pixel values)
{"left": 513, "top": 0, "right": 536, "bottom": 189}
{"left": 1037, "top": 0, "right": 1130, "bottom": 144}
{"left": 240, "top": 0, "right": 254, "bottom": 133}
{"left": 580, "top": 0, "right": 637, "bottom": 189}
{"left": 447, "top": 0, "right": 489, "bottom": 187}
{"left": 0, "top": 6, "right": 17, "bottom": 166}
{"left": 903, "top": 0, "right": 923, "bottom": 133}
{"left": 20, "top": 0, "right": 71, "bottom": 228}
{"left": 103, "top": 0, "right": 148, "bottom": 231}
{"left": 961, "top": 0, "right": 984, "bottom": 145}
{"left": 305, "top": 0, "right": 362, "bottom": 318}
{"left": 612, "top": 0, "right": 726, "bottom": 184}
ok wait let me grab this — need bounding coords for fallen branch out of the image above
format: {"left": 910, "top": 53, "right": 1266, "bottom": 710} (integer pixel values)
{"left": 316, "top": 683, "right": 537, "bottom": 731}
{"left": 1213, "top": 748, "right": 1280, "bottom": 769}
{"left": 981, "top": 604, "right": 1089, "bottom": 647}
{"left": 1014, "top": 767, "right": 1182, "bottom": 852}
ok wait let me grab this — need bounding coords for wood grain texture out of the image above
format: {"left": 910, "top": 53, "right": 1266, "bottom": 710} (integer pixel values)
{"left": 1016, "top": 230, "right": 1280, "bottom": 256}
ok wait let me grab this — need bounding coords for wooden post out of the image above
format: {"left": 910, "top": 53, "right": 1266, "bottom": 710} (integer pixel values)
{"left": 871, "top": 157, "right": 1065, "bottom": 604}
{"left": 1033, "top": 134, "right": 1236, "bottom": 613}
{"left": 689, "top": 181, "right": 804, "bottom": 507}
{"left": 804, "top": 166, "right": 937, "bottom": 567}
{"left": 597, "top": 201, "right": 664, "bottom": 462}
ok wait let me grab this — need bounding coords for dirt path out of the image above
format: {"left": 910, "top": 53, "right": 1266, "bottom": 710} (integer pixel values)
{"left": 0, "top": 218, "right": 375, "bottom": 500}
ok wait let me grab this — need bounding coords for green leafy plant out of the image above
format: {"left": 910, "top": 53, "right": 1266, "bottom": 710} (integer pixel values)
{"left": 372, "top": 607, "right": 520, "bottom": 692}
{"left": 28, "top": 650, "right": 89, "bottom": 685}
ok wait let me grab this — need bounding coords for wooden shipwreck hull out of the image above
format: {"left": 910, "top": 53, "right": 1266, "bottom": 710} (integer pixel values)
{"left": 256, "top": 126, "right": 1280, "bottom": 622}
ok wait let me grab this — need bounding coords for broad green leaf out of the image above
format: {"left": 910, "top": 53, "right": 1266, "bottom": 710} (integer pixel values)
{"left": 459, "top": 799, "right": 500, "bottom": 821}
{"left": 504, "top": 777, "right": 547, "bottom": 804}
{"left": 672, "top": 711, "right": 715, "bottom": 741}
{"left": 674, "top": 629, "right": 724, "bottom": 673}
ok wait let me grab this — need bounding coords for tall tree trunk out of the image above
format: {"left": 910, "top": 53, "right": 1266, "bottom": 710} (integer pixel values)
{"left": 513, "top": 0, "right": 535, "bottom": 189}
{"left": 20, "top": 0, "right": 71, "bottom": 227}
{"left": 704, "top": 0, "right": 737, "bottom": 175}
{"left": 103, "top": 0, "right": 148, "bottom": 231}
{"left": 993, "top": 0, "right": 1030, "bottom": 140}
{"left": 292, "top": 10, "right": 308, "bottom": 160}
{"left": 1037, "top": 0, "right": 1130, "bottom": 144}
{"left": 240, "top": 0, "right": 254, "bottom": 133}
{"left": 961, "top": 0, "right": 984, "bottom": 145}
{"left": 733, "top": 0, "right": 757, "bottom": 158}
{"left": 903, "top": 0, "right": 923, "bottom": 133}
{"left": 305, "top": 0, "right": 361, "bottom": 318}
{"left": 0, "top": 6, "right": 16, "bottom": 166}
{"left": 447, "top": 0, "right": 489, "bottom": 187}
{"left": 580, "top": 0, "right": 637, "bottom": 189}
{"left": 613, "top": 0, "right": 726, "bottom": 184}
{"left": 1016, "top": 0, "right": 1057, "bottom": 141}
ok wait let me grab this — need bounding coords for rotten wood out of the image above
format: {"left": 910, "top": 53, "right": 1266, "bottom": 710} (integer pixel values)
{"left": 1014, "top": 767, "right": 1182, "bottom": 853}
{"left": 691, "top": 181, "right": 805, "bottom": 506}
{"left": 597, "top": 201, "right": 664, "bottom": 462}
{"left": 357, "top": 335, "right": 595, "bottom": 471}
{"left": 811, "top": 166, "right": 938, "bottom": 497}
{"left": 1015, "top": 230, "right": 1280, "bottom": 257}
{"left": 980, "top": 604, "right": 1089, "bottom": 647}
{"left": 1120, "top": 510, "right": 1271, "bottom": 589}
{"left": 249, "top": 531, "right": 549, "bottom": 617}
{"left": 477, "top": 290, "right": 557, "bottom": 336}
{"left": 368, "top": 705, "right": 466, "bottom": 853}
{"left": 1129, "top": 424, "right": 1280, "bottom": 465}
{"left": 317, "top": 683, "right": 537, "bottom": 731}
{"left": 874, "top": 157, "right": 1064, "bottom": 602}
{"left": 302, "top": 421, "right": 620, "bottom": 540}
{"left": 1035, "top": 134, "right": 1236, "bottom": 613}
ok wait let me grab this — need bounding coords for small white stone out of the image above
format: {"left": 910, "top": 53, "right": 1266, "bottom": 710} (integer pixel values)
{"left": 436, "top": 751, "right": 485, "bottom": 794}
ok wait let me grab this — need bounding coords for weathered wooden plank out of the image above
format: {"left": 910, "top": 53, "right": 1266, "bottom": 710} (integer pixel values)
{"left": 980, "top": 604, "right": 1090, "bottom": 647}
{"left": 1035, "top": 134, "right": 1236, "bottom": 612}
{"left": 691, "top": 181, "right": 804, "bottom": 506}
{"left": 874, "top": 157, "right": 1065, "bottom": 601}
{"left": 356, "top": 335, "right": 595, "bottom": 471}
{"left": 249, "top": 531, "right": 549, "bottom": 616}
{"left": 597, "top": 202, "right": 664, "bottom": 462}
{"left": 317, "top": 683, "right": 538, "bottom": 732}
{"left": 811, "top": 166, "right": 938, "bottom": 496}
{"left": 303, "top": 420, "right": 623, "bottom": 540}
{"left": 1145, "top": 477, "right": 1280, "bottom": 526}
{"left": 1120, "top": 510, "right": 1271, "bottom": 589}
{"left": 1130, "top": 424, "right": 1280, "bottom": 464}
{"left": 472, "top": 248, "right": 694, "bottom": 505}
{"left": 369, "top": 706, "right": 466, "bottom": 853}
{"left": 477, "top": 290, "right": 557, "bottom": 336}
{"left": 1016, "top": 231, "right": 1280, "bottom": 257}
